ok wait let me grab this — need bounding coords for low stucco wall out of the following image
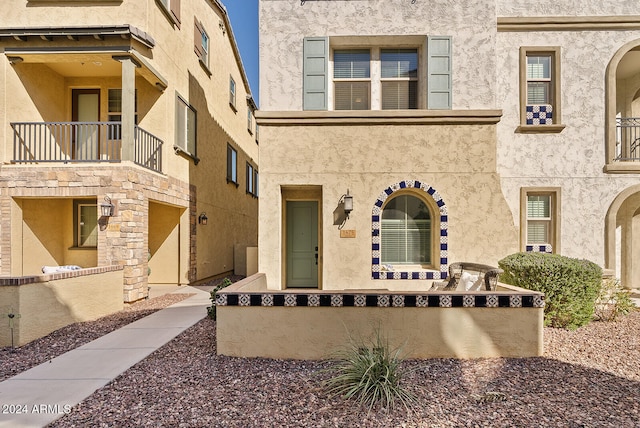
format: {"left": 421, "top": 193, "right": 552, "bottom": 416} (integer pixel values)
{"left": 0, "top": 266, "right": 123, "bottom": 347}
{"left": 216, "top": 274, "right": 544, "bottom": 359}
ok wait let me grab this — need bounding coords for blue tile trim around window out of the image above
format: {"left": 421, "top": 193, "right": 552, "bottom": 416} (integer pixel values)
{"left": 525, "top": 244, "right": 553, "bottom": 253}
{"left": 371, "top": 180, "right": 448, "bottom": 280}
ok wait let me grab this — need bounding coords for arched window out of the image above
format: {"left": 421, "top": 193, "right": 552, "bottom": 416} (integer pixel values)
{"left": 381, "top": 193, "right": 432, "bottom": 267}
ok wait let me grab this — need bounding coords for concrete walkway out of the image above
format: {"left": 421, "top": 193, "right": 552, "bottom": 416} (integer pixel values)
{"left": 0, "top": 286, "right": 210, "bottom": 428}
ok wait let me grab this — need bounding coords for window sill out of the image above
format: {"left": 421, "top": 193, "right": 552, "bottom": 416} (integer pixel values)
{"left": 603, "top": 162, "right": 640, "bottom": 174}
{"left": 68, "top": 246, "right": 97, "bottom": 250}
{"left": 515, "top": 124, "right": 566, "bottom": 134}
{"left": 229, "top": 102, "right": 237, "bottom": 113}
{"left": 227, "top": 178, "right": 239, "bottom": 187}
{"left": 199, "top": 58, "right": 212, "bottom": 77}
{"left": 174, "top": 146, "right": 199, "bottom": 165}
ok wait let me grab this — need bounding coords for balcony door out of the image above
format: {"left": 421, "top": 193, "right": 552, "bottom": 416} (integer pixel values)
{"left": 72, "top": 89, "right": 100, "bottom": 160}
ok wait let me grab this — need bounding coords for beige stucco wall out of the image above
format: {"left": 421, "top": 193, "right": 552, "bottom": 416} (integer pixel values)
{"left": 0, "top": 267, "right": 123, "bottom": 347}
{"left": 217, "top": 305, "right": 542, "bottom": 359}
{"left": 496, "top": 28, "right": 640, "bottom": 267}
{"left": 258, "top": 119, "right": 518, "bottom": 290}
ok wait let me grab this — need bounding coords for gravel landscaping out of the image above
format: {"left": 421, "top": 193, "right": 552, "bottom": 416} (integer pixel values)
{"left": 33, "top": 304, "right": 639, "bottom": 427}
{"left": 3, "top": 283, "right": 638, "bottom": 427}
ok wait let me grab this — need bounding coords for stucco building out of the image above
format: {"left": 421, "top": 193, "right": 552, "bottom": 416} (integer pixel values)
{"left": 256, "top": 0, "right": 640, "bottom": 290}
{"left": 0, "top": 0, "right": 258, "bottom": 302}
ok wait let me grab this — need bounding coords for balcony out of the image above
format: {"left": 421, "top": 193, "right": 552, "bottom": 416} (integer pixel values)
{"left": 616, "top": 117, "right": 640, "bottom": 162}
{"left": 11, "top": 122, "right": 163, "bottom": 173}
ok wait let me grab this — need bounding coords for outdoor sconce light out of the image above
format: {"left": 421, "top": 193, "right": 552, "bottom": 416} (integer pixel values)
{"left": 343, "top": 190, "right": 353, "bottom": 218}
{"left": 336, "top": 190, "right": 353, "bottom": 230}
{"left": 100, "top": 196, "right": 115, "bottom": 217}
{"left": 198, "top": 212, "right": 208, "bottom": 225}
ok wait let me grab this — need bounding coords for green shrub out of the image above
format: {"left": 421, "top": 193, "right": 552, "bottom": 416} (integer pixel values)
{"left": 207, "top": 277, "right": 233, "bottom": 320}
{"left": 498, "top": 252, "right": 602, "bottom": 329}
{"left": 594, "top": 277, "right": 636, "bottom": 322}
{"left": 322, "top": 331, "right": 415, "bottom": 412}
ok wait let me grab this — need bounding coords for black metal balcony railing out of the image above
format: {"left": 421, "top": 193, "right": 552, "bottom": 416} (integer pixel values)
{"left": 10, "top": 122, "right": 163, "bottom": 173}
{"left": 616, "top": 117, "right": 640, "bottom": 161}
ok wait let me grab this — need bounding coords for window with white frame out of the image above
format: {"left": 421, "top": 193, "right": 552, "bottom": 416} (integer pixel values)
{"left": 521, "top": 188, "right": 560, "bottom": 252}
{"left": 333, "top": 49, "right": 371, "bottom": 110}
{"left": 247, "top": 108, "right": 253, "bottom": 134}
{"left": 519, "top": 47, "right": 563, "bottom": 130}
{"left": 381, "top": 49, "right": 418, "bottom": 109}
{"left": 229, "top": 77, "right": 237, "bottom": 110}
{"left": 381, "top": 193, "right": 433, "bottom": 266}
{"left": 303, "top": 36, "right": 451, "bottom": 111}
{"left": 175, "top": 94, "right": 197, "bottom": 157}
{"left": 227, "top": 144, "right": 237, "bottom": 184}
{"left": 194, "top": 19, "right": 210, "bottom": 67}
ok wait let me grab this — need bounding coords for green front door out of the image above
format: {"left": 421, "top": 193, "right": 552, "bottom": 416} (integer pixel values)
{"left": 286, "top": 201, "right": 319, "bottom": 288}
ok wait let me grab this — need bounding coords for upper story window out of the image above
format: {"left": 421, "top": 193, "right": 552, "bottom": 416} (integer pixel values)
{"left": 156, "top": 0, "right": 181, "bottom": 28}
{"left": 333, "top": 49, "right": 418, "bottom": 110}
{"left": 381, "top": 49, "right": 418, "bottom": 109}
{"left": 194, "top": 19, "right": 210, "bottom": 71}
{"left": 334, "top": 50, "right": 371, "bottom": 110}
{"left": 229, "top": 77, "right": 237, "bottom": 111}
{"left": 303, "top": 36, "right": 451, "bottom": 111}
{"left": 175, "top": 94, "right": 197, "bottom": 160}
{"left": 518, "top": 47, "right": 564, "bottom": 133}
{"left": 247, "top": 108, "right": 253, "bottom": 134}
{"left": 108, "top": 89, "right": 138, "bottom": 138}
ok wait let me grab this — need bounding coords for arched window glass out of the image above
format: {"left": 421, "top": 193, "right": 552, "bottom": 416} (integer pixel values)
{"left": 381, "top": 194, "right": 431, "bottom": 265}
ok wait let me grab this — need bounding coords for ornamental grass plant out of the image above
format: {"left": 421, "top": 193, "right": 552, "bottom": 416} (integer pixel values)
{"left": 322, "top": 331, "right": 415, "bottom": 413}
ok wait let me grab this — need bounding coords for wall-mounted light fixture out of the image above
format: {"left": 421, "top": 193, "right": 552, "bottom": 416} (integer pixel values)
{"left": 100, "top": 196, "right": 115, "bottom": 217}
{"left": 337, "top": 190, "right": 353, "bottom": 230}
{"left": 198, "top": 212, "right": 208, "bottom": 225}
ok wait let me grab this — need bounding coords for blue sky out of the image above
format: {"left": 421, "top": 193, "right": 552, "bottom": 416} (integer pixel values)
{"left": 224, "top": 0, "right": 260, "bottom": 106}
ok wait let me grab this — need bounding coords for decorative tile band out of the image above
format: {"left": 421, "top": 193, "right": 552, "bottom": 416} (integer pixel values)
{"left": 372, "top": 180, "right": 448, "bottom": 280}
{"left": 216, "top": 292, "right": 545, "bottom": 309}
{"left": 526, "top": 244, "right": 553, "bottom": 253}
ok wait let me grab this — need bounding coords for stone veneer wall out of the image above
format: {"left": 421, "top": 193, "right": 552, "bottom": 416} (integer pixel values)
{"left": 0, "top": 164, "right": 194, "bottom": 302}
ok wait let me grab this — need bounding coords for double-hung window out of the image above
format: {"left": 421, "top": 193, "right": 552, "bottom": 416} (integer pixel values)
{"left": 381, "top": 49, "right": 418, "bottom": 109}
{"left": 229, "top": 77, "right": 237, "bottom": 110}
{"left": 333, "top": 50, "right": 371, "bottom": 110}
{"left": 519, "top": 47, "right": 563, "bottom": 131}
{"left": 521, "top": 188, "right": 560, "bottom": 253}
{"left": 303, "top": 36, "right": 451, "bottom": 111}
{"left": 194, "top": 19, "right": 210, "bottom": 69}
{"left": 175, "top": 94, "right": 197, "bottom": 158}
